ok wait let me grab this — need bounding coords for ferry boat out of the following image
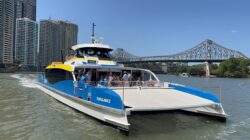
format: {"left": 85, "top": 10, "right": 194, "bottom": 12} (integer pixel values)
{"left": 37, "top": 36, "right": 227, "bottom": 131}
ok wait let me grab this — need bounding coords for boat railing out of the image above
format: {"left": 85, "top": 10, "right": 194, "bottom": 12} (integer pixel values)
{"left": 201, "top": 86, "right": 223, "bottom": 103}
{"left": 95, "top": 80, "right": 166, "bottom": 88}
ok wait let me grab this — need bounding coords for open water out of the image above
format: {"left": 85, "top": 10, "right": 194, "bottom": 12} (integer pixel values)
{"left": 0, "top": 73, "right": 250, "bottom": 140}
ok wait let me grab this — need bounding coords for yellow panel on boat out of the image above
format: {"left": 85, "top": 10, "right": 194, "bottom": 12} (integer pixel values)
{"left": 65, "top": 57, "right": 98, "bottom": 62}
{"left": 66, "top": 57, "right": 85, "bottom": 62}
{"left": 99, "top": 60, "right": 115, "bottom": 64}
{"left": 46, "top": 63, "right": 74, "bottom": 72}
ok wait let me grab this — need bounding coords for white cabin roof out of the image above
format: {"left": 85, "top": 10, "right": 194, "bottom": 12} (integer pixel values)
{"left": 72, "top": 43, "right": 112, "bottom": 51}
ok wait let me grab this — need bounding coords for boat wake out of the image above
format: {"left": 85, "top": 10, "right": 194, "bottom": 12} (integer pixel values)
{"left": 11, "top": 74, "right": 38, "bottom": 88}
{"left": 215, "top": 117, "right": 250, "bottom": 140}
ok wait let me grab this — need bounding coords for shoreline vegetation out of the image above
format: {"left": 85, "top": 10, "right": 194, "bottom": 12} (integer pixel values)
{"left": 126, "top": 58, "right": 250, "bottom": 78}
{"left": 169, "top": 58, "right": 250, "bottom": 78}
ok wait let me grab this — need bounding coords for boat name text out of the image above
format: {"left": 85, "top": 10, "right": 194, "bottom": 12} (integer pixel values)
{"left": 96, "top": 97, "right": 111, "bottom": 103}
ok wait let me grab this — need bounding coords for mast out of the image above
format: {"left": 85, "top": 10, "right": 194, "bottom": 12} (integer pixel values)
{"left": 91, "top": 23, "right": 96, "bottom": 43}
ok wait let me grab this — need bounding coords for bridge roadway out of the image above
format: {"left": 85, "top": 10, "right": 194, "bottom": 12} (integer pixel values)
{"left": 118, "top": 59, "right": 224, "bottom": 64}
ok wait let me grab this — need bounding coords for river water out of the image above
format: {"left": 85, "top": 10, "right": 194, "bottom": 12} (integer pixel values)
{"left": 0, "top": 73, "right": 250, "bottom": 140}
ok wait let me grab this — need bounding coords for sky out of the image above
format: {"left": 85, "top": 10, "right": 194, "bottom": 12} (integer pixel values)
{"left": 37, "top": 0, "right": 250, "bottom": 57}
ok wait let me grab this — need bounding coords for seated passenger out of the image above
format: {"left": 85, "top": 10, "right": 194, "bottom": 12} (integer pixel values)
{"left": 111, "top": 75, "right": 119, "bottom": 87}
{"left": 98, "top": 75, "right": 105, "bottom": 86}
{"left": 136, "top": 77, "right": 143, "bottom": 87}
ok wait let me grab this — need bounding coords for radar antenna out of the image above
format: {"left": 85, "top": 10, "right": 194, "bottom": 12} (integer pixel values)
{"left": 91, "top": 23, "right": 96, "bottom": 43}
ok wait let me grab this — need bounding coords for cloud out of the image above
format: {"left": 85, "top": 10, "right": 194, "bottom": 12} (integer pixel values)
{"left": 231, "top": 30, "right": 238, "bottom": 33}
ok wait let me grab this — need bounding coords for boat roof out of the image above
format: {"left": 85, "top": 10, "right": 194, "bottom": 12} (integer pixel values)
{"left": 46, "top": 63, "right": 151, "bottom": 73}
{"left": 45, "top": 62, "right": 159, "bottom": 81}
{"left": 74, "top": 65, "right": 146, "bottom": 71}
{"left": 46, "top": 62, "right": 74, "bottom": 72}
{"left": 71, "top": 43, "right": 112, "bottom": 51}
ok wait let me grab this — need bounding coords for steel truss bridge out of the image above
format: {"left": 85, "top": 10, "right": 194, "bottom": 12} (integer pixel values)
{"left": 111, "top": 39, "right": 247, "bottom": 63}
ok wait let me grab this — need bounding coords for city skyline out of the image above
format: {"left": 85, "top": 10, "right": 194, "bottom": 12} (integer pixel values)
{"left": 37, "top": 0, "right": 250, "bottom": 57}
{"left": 0, "top": 0, "right": 37, "bottom": 66}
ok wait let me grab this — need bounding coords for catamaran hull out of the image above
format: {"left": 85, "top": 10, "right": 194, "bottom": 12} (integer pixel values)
{"left": 181, "top": 105, "right": 227, "bottom": 120}
{"left": 112, "top": 87, "right": 227, "bottom": 120}
{"left": 36, "top": 81, "right": 226, "bottom": 131}
{"left": 36, "top": 83, "right": 130, "bottom": 131}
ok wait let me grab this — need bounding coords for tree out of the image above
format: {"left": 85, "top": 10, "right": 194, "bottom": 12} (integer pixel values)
{"left": 217, "top": 58, "right": 250, "bottom": 78}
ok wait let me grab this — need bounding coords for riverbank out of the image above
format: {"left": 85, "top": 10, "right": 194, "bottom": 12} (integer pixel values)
{"left": 171, "top": 58, "right": 250, "bottom": 78}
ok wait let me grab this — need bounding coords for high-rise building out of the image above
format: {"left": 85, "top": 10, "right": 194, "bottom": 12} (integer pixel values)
{"left": 0, "top": 0, "right": 15, "bottom": 64}
{"left": 14, "top": 0, "right": 37, "bottom": 64}
{"left": 16, "top": 0, "right": 36, "bottom": 21}
{"left": 15, "top": 18, "right": 38, "bottom": 67}
{"left": 39, "top": 19, "right": 78, "bottom": 68}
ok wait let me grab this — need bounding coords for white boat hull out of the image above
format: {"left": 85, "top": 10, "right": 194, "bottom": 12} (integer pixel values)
{"left": 37, "top": 84, "right": 130, "bottom": 130}
{"left": 36, "top": 82, "right": 226, "bottom": 131}
{"left": 112, "top": 87, "right": 227, "bottom": 118}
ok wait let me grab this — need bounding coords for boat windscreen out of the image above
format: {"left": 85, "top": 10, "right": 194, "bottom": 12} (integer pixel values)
{"left": 76, "top": 48, "right": 112, "bottom": 60}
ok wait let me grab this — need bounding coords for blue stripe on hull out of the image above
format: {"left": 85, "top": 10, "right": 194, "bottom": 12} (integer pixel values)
{"left": 168, "top": 83, "right": 220, "bottom": 103}
{"left": 38, "top": 75, "right": 123, "bottom": 110}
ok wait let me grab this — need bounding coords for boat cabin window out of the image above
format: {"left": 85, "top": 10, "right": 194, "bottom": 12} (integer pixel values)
{"left": 74, "top": 68, "right": 97, "bottom": 85}
{"left": 45, "top": 69, "right": 73, "bottom": 84}
{"left": 76, "top": 48, "right": 112, "bottom": 60}
{"left": 73, "top": 67, "right": 159, "bottom": 87}
{"left": 143, "top": 71, "right": 157, "bottom": 81}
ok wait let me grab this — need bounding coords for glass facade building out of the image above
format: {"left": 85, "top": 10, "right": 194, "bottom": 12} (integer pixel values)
{"left": 39, "top": 20, "right": 78, "bottom": 68}
{"left": 16, "top": 0, "right": 36, "bottom": 21}
{"left": 0, "top": 0, "right": 36, "bottom": 65}
{"left": 15, "top": 17, "right": 38, "bottom": 66}
{"left": 0, "top": 0, "right": 15, "bottom": 64}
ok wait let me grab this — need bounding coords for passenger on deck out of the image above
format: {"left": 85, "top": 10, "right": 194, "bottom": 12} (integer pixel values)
{"left": 76, "top": 70, "right": 82, "bottom": 81}
{"left": 112, "top": 75, "right": 119, "bottom": 87}
{"left": 97, "top": 75, "right": 106, "bottom": 87}
{"left": 108, "top": 72, "right": 113, "bottom": 87}
{"left": 98, "top": 75, "right": 104, "bottom": 85}
{"left": 122, "top": 71, "right": 128, "bottom": 81}
{"left": 122, "top": 71, "right": 129, "bottom": 86}
{"left": 116, "top": 75, "right": 122, "bottom": 86}
{"left": 80, "top": 73, "right": 86, "bottom": 82}
{"left": 85, "top": 71, "right": 92, "bottom": 84}
{"left": 103, "top": 75, "right": 108, "bottom": 86}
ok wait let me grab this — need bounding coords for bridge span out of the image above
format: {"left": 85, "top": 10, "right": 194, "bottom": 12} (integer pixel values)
{"left": 112, "top": 39, "right": 247, "bottom": 63}
{"left": 111, "top": 39, "right": 248, "bottom": 77}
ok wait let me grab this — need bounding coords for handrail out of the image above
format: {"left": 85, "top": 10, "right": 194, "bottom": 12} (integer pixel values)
{"left": 75, "top": 80, "right": 165, "bottom": 88}
{"left": 96, "top": 80, "right": 165, "bottom": 88}
{"left": 201, "top": 86, "right": 222, "bottom": 103}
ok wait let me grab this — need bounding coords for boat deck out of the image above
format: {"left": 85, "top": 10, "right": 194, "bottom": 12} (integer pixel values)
{"left": 112, "top": 87, "right": 216, "bottom": 112}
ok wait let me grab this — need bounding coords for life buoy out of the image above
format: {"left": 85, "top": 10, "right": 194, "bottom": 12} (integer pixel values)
{"left": 147, "top": 81, "right": 155, "bottom": 87}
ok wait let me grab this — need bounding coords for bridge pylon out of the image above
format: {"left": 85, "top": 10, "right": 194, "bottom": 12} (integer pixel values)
{"left": 204, "top": 61, "right": 211, "bottom": 77}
